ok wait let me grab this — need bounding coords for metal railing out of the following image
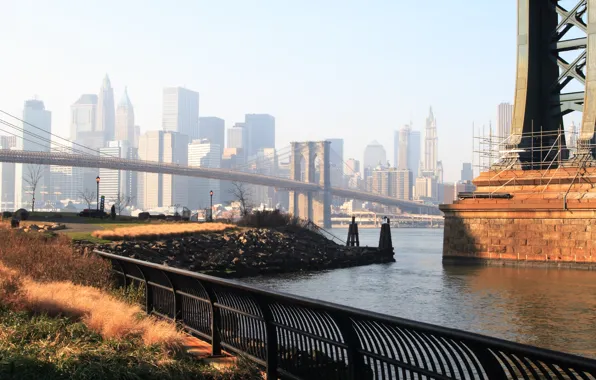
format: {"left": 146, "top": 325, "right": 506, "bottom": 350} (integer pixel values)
{"left": 96, "top": 250, "right": 596, "bottom": 380}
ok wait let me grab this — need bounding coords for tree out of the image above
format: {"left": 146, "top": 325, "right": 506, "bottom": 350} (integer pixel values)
{"left": 78, "top": 189, "right": 96, "bottom": 209}
{"left": 229, "top": 182, "right": 252, "bottom": 217}
{"left": 23, "top": 164, "right": 44, "bottom": 212}
{"left": 110, "top": 193, "right": 135, "bottom": 215}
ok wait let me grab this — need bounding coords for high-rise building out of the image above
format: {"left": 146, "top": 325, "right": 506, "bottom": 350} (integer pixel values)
{"left": 162, "top": 87, "right": 199, "bottom": 140}
{"left": 70, "top": 94, "right": 99, "bottom": 147}
{"left": 96, "top": 75, "right": 116, "bottom": 143}
{"left": 220, "top": 148, "right": 245, "bottom": 204}
{"left": 415, "top": 176, "right": 438, "bottom": 201}
{"left": 326, "top": 138, "right": 344, "bottom": 187}
{"left": 99, "top": 140, "right": 136, "bottom": 204}
{"left": 363, "top": 141, "right": 387, "bottom": 170}
{"left": 134, "top": 125, "right": 141, "bottom": 148}
{"left": 50, "top": 141, "right": 84, "bottom": 202}
{"left": 199, "top": 117, "right": 225, "bottom": 155}
{"left": 370, "top": 166, "right": 412, "bottom": 200}
{"left": 568, "top": 121, "right": 578, "bottom": 156}
{"left": 393, "top": 130, "right": 399, "bottom": 168}
{"left": 442, "top": 183, "right": 457, "bottom": 205}
{"left": 423, "top": 107, "right": 438, "bottom": 173}
{"left": 344, "top": 158, "right": 360, "bottom": 176}
{"left": 395, "top": 169, "right": 413, "bottom": 200}
{"left": 497, "top": 102, "right": 513, "bottom": 141}
{"left": 188, "top": 139, "right": 221, "bottom": 210}
{"left": 244, "top": 114, "right": 275, "bottom": 159}
{"left": 162, "top": 132, "right": 189, "bottom": 208}
{"left": 398, "top": 125, "right": 410, "bottom": 170}
{"left": 115, "top": 88, "right": 135, "bottom": 146}
{"left": 0, "top": 136, "right": 16, "bottom": 211}
{"left": 461, "top": 163, "right": 473, "bottom": 182}
{"left": 227, "top": 123, "right": 245, "bottom": 150}
{"left": 408, "top": 130, "right": 421, "bottom": 175}
{"left": 137, "top": 131, "right": 164, "bottom": 209}
{"left": 436, "top": 161, "right": 444, "bottom": 184}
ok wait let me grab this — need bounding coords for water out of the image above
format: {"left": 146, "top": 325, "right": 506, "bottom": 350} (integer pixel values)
{"left": 243, "top": 228, "right": 596, "bottom": 358}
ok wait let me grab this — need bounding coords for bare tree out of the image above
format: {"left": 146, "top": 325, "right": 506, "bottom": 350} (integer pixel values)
{"left": 23, "top": 164, "right": 45, "bottom": 212}
{"left": 78, "top": 189, "right": 96, "bottom": 209}
{"left": 110, "top": 193, "right": 135, "bottom": 215}
{"left": 229, "top": 182, "right": 252, "bottom": 217}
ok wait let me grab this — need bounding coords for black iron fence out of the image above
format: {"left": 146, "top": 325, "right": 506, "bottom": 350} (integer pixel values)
{"left": 96, "top": 250, "right": 596, "bottom": 380}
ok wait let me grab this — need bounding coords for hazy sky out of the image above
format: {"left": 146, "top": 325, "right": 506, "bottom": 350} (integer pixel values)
{"left": 0, "top": 0, "right": 518, "bottom": 182}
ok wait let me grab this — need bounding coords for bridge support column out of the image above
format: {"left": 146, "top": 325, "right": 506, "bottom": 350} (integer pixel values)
{"left": 289, "top": 141, "right": 331, "bottom": 228}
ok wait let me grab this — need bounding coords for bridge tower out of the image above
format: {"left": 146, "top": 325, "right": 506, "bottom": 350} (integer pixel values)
{"left": 289, "top": 141, "right": 331, "bottom": 228}
{"left": 497, "top": 0, "right": 596, "bottom": 168}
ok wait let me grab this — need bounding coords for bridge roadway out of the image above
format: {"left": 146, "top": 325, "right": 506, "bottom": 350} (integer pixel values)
{"left": 0, "top": 149, "right": 439, "bottom": 214}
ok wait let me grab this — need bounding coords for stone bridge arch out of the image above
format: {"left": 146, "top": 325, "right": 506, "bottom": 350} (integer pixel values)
{"left": 289, "top": 141, "right": 331, "bottom": 228}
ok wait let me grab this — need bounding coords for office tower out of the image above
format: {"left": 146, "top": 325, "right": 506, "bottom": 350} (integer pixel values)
{"left": 96, "top": 75, "right": 116, "bottom": 143}
{"left": 162, "top": 87, "right": 200, "bottom": 140}
{"left": 395, "top": 169, "right": 413, "bottom": 200}
{"left": 134, "top": 125, "right": 141, "bottom": 148}
{"left": 227, "top": 123, "right": 245, "bottom": 150}
{"left": 408, "top": 130, "right": 421, "bottom": 174}
{"left": 344, "top": 158, "right": 360, "bottom": 175}
{"left": 115, "top": 88, "right": 135, "bottom": 145}
{"left": 497, "top": 102, "right": 513, "bottom": 141}
{"left": 567, "top": 121, "right": 578, "bottom": 156}
{"left": 244, "top": 114, "right": 275, "bottom": 159}
{"left": 326, "top": 138, "right": 344, "bottom": 187}
{"left": 371, "top": 168, "right": 392, "bottom": 196}
{"left": 415, "top": 176, "right": 438, "bottom": 201}
{"left": 436, "top": 161, "right": 444, "bottom": 184}
{"left": 163, "top": 132, "right": 189, "bottom": 208}
{"left": 99, "top": 141, "right": 136, "bottom": 204}
{"left": 363, "top": 141, "right": 387, "bottom": 170}
{"left": 50, "top": 141, "right": 85, "bottom": 202}
{"left": 70, "top": 94, "right": 98, "bottom": 147}
{"left": 393, "top": 130, "right": 399, "bottom": 168}
{"left": 137, "top": 131, "right": 164, "bottom": 209}
{"left": 250, "top": 148, "right": 277, "bottom": 207}
{"left": 398, "top": 125, "right": 411, "bottom": 170}
{"left": 0, "top": 136, "right": 16, "bottom": 211}
{"left": 199, "top": 117, "right": 225, "bottom": 155}
{"left": 424, "top": 106, "right": 438, "bottom": 173}
{"left": 188, "top": 139, "right": 221, "bottom": 210}
{"left": 220, "top": 148, "right": 245, "bottom": 203}
{"left": 461, "top": 163, "right": 473, "bottom": 182}
{"left": 14, "top": 99, "right": 52, "bottom": 209}
{"left": 442, "top": 183, "right": 457, "bottom": 204}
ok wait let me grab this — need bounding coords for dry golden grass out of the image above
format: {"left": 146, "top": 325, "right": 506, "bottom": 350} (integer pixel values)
{"left": 0, "top": 262, "right": 184, "bottom": 349}
{"left": 92, "top": 222, "right": 236, "bottom": 240}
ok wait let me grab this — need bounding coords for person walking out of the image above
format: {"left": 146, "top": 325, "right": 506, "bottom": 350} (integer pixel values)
{"left": 110, "top": 204, "right": 116, "bottom": 220}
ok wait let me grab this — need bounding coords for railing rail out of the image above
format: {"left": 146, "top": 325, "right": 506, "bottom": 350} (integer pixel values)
{"left": 96, "top": 250, "right": 596, "bottom": 379}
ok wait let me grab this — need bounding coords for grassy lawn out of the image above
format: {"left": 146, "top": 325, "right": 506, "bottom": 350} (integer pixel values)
{"left": 63, "top": 232, "right": 111, "bottom": 244}
{"left": 0, "top": 306, "right": 256, "bottom": 380}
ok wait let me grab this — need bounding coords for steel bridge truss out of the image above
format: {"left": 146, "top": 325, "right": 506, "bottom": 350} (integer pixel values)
{"left": 501, "top": 0, "right": 596, "bottom": 168}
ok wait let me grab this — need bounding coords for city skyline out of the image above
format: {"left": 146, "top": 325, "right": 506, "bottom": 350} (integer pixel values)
{"left": 0, "top": 1, "right": 520, "bottom": 183}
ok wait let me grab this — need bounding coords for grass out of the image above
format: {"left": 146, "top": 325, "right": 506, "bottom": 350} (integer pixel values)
{"left": 0, "top": 305, "right": 259, "bottom": 379}
{"left": 92, "top": 222, "right": 236, "bottom": 241}
{"left": 64, "top": 232, "right": 111, "bottom": 244}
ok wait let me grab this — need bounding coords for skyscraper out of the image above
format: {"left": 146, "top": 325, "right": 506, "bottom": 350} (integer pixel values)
{"left": 137, "top": 131, "right": 164, "bottom": 209}
{"left": 398, "top": 125, "right": 410, "bottom": 170}
{"left": 460, "top": 163, "right": 473, "bottom": 182}
{"left": 0, "top": 136, "right": 16, "bottom": 211}
{"left": 227, "top": 123, "right": 245, "bottom": 150}
{"left": 70, "top": 94, "right": 97, "bottom": 144}
{"left": 188, "top": 139, "right": 221, "bottom": 210}
{"left": 162, "top": 132, "right": 189, "bottom": 208}
{"left": 115, "top": 87, "right": 135, "bottom": 145}
{"left": 363, "top": 141, "right": 387, "bottom": 169}
{"left": 96, "top": 75, "right": 116, "bottom": 143}
{"left": 408, "top": 130, "right": 421, "bottom": 175}
{"left": 15, "top": 99, "right": 52, "bottom": 209}
{"left": 326, "top": 138, "right": 344, "bottom": 187}
{"left": 423, "top": 107, "right": 438, "bottom": 173}
{"left": 198, "top": 117, "right": 225, "bottom": 156}
{"left": 244, "top": 114, "right": 275, "bottom": 159}
{"left": 99, "top": 140, "right": 134, "bottom": 202}
{"left": 162, "top": 87, "right": 199, "bottom": 140}
{"left": 497, "top": 102, "right": 513, "bottom": 141}
{"left": 393, "top": 130, "right": 399, "bottom": 168}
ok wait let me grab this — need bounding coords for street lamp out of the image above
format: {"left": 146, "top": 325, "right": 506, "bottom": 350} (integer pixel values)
{"left": 96, "top": 176, "right": 100, "bottom": 210}
{"left": 209, "top": 190, "right": 214, "bottom": 222}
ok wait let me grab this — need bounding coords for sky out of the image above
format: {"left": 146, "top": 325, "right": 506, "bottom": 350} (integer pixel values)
{"left": 0, "top": 0, "right": 518, "bottom": 182}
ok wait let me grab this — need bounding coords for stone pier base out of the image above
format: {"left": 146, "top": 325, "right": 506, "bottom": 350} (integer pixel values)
{"left": 440, "top": 168, "right": 596, "bottom": 266}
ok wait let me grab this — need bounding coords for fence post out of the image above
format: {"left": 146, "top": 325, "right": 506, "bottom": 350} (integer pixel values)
{"left": 135, "top": 264, "right": 153, "bottom": 314}
{"left": 256, "top": 295, "right": 278, "bottom": 379}
{"left": 204, "top": 284, "right": 222, "bottom": 356}
{"left": 332, "top": 312, "right": 367, "bottom": 380}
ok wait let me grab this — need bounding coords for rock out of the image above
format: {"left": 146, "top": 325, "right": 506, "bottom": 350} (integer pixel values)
{"left": 29, "top": 225, "right": 40, "bottom": 231}
{"left": 232, "top": 257, "right": 240, "bottom": 265}
{"left": 14, "top": 209, "right": 29, "bottom": 221}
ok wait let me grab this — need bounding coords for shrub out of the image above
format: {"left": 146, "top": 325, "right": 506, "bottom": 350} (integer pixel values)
{"left": 237, "top": 209, "right": 301, "bottom": 228}
{"left": 0, "top": 228, "right": 111, "bottom": 289}
{"left": 14, "top": 208, "right": 29, "bottom": 221}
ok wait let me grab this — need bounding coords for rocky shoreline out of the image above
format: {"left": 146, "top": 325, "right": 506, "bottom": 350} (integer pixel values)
{"left": 81, "top": 227, "right": 394, "bottom": 278}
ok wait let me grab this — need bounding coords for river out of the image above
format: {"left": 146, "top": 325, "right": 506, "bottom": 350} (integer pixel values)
{"left": 243, "top": 228, "right": 596, "bottom": 358}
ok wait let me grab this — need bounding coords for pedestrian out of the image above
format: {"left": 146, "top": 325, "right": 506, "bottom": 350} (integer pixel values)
{"left": 111, "top": 204, "right": 116, "bottom": 220}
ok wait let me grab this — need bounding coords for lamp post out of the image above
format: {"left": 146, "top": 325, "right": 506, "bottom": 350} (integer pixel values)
{"left": 96, "top": 176, "right": 100, "bottom": 210}
{"left": 209, "top": 190, "right": 213, "bottom": 222}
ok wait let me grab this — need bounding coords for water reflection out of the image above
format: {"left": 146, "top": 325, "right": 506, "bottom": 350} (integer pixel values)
{"left": 242, "top": 228, "right": 596, "bottom": 358}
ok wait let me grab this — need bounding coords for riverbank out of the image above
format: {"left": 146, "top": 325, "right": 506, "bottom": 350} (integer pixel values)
{"left": 89, "top": 226, "right": 394, "bottom": 278}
